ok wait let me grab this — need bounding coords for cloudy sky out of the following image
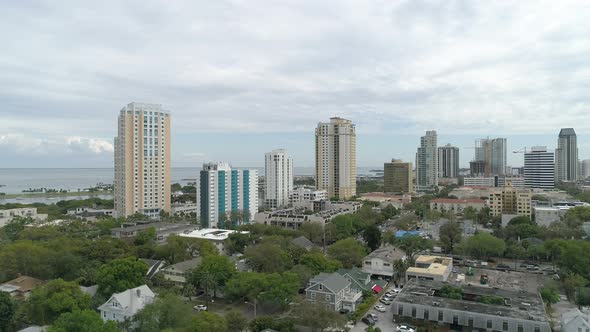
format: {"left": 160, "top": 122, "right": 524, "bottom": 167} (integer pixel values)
{"left": 1, "top": 0, "right": 589, "bottom": 168}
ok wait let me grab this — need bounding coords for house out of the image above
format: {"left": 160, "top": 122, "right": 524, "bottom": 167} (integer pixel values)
{"left": 362, "top": 246, "right": 405, "bottom": 277}
{"left": 0, "top": 208, "right": 48, "bottom": 227}
{"left": 291, "top": 236, "right": 315, "bottom": 251}
{"left": 110, "top": 221, "right": 197, "bottom": 243}
{"left": 0, "top": 276, "right": 44, "bottom": 300}
{"left": 405, "top": 255, "right": 453, "bottom": 282}
{"left": 98, "top": 285, "right": 155, "bottom": 323}
{"left": 161, "top": 258, "right": 202, "bottom": 285}
{"left": 80, "top": 285, "right": 98, "bottom": 298}
{"left": 429, "top": 198, "right": 486, "bottom": 213}
{"left": 305, "top": 272, "right": 362, "bottom": 312}
{"left": 336, "top": 267, "right": 387, "bottom": 294}
{"left": 140, "top": 259, "right": 166, "bottom": 279}
{"left": 17, "top": 326, "right": 48, "bottom": 332}
{"left": 562, "top": 309, "right": 590, "bottom": 332}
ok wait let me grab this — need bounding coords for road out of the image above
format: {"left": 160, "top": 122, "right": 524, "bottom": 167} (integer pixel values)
{"left": 350, "top": 288, "right": 398, "bottom": 332}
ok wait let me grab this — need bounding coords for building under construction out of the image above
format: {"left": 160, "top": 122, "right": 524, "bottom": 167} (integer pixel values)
{"left": 471, "top": 138, "right": 507, "bottom": 176}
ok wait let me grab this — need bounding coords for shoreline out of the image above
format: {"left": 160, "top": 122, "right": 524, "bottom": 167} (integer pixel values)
{"left": 0, "top": 191, "right": 113, "bottom": 199}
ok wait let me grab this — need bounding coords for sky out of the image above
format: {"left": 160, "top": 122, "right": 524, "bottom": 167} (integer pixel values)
{"left": 1, "top": 0, "right": 590, "bottom": 169}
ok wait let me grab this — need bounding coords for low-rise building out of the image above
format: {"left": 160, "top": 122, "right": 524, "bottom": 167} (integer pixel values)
{"left": 110, "top": 222, "right": 198, "bottom": 243}
{"left": 0, "top": 276, "right": 44, "bottom": 300}
{"left": 66, "top": 207, "right": 114, "bottom": 218}
{"left": 561, "top": 308, "right": 590, "bottom": 332}
{"left": 362, "top": 246, "right": 405, "bottom": 277}
{"left": 337, "top": 267, "right": 387, "bottom": 294}
{"left": 160, "top": 258, "right": 201, "bottom": 286}
{"left": 406, "top": 255, "right": 453, "bottom": 282}
{"left": 429, "top": 198, "right": 486, "bottom": 213}
{"left": 533, "top": 207, "right": 564, "bottom": 227}
{"left": 291, "top": 236, "right": 315, "bottom": 251}
{"left": 98, "top": 285, "right": 155, "bottom": 323}
{"left": 171, "top": 203, "right": 197, "bottom": 215}
{"left": 488, "top": 182, "right": 532, "bottom": 218}
{"left": 289, "top": 187, "right": 328, "bottom": 204}
{"left": 178, "top": 228, "right": 249, "bottom": 255}
{"left": 0, "top": 208, "right": 48, "bottom": 227}
{"left": 358, "top": 192, "right": 412, "bottom": 209}
{"left": 254, "top": 201, "right": 360, "bottom": 230}
{"left": 305, "top": 272, "right": 363, "bottom": 312}
{"left": 392, "top": 280, "right": 551, "bottom": 332}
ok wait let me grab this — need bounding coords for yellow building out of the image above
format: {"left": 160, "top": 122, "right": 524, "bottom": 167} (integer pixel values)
{"left": 406, "top": 255, "right": 453, "bottom": 282}
{"left": 488, "top": 181, "right": 532, "bottom": 217}
{"left": 114, "top": 103, "right": 171, "bottom": 218}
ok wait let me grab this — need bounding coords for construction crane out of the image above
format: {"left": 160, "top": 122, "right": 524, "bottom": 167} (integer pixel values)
{"left": 513, "top": 147, "right": 528, "bottom": 154}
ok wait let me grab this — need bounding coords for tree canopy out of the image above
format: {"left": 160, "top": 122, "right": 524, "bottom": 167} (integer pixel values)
{"left": 327, "top": 238, "right": 367, "bottom": 268}
{"left": 96, "top": 257, "right": 148, "bottom": 297}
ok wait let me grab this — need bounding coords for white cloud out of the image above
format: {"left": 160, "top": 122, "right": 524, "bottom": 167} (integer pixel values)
{"left": 0, "top": 133, "right": 113, "bottom": 156}
{"left": 65, "top": 136, "right": 114, "bottom": 154}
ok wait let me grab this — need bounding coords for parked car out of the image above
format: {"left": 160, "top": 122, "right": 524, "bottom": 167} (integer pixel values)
{"left": 193, "top": 304, "right": 207, "bottom": 311}
{"left": 367, "top": 313, "right": 379, "bottom": 321}
{"left": 362, "top": 316, "right": 376, "bottom": 326}
{"left": 379, "top": 298, "right": 392, "bottom": 305}
{"left": 374, "top": 304, "right": 386, "bottom": 312}
{"left": 452, "top": 268, "right": 458, "bottom": 273}
{"left": 497, "top": 263, "right": 510, "bottom": 269}
{"left": 339, "top": 308, "right": 350, "bottom": 314}
{"left": 397, "top": 324, "right": 416, "bottom": 332}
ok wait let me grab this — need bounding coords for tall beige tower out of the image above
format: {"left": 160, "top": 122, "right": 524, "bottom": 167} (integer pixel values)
{"left": 315, "top": 117, "right": 356, "bottom": 199}
{"left": 114, "top": 102, "right": 171, "bottom": 219}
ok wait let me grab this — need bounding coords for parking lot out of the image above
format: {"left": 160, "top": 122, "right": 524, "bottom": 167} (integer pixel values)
{"left": 350, "top": 287, "right": 399, "bottom": 332}
{"left": 450, "top": 263, "right": 550, "bottom": 293}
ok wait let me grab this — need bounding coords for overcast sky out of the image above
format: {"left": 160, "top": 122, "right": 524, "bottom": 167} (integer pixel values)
{"left": 1, "top": 0, "right": 589, "bottom": 168}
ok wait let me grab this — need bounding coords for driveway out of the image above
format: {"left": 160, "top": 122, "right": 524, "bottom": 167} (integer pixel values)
{"left": 350, "top": 288, "right": 398, "bottom": 332}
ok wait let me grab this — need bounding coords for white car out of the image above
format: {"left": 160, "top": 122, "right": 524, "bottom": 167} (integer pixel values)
{"left": 374, "top": 304, "right": 386, "bottom": 312}
{"left": 396, "top": 325, "right": 415, "bottom": 332}
{"left": 193, "top": 304, "right": 207, "bottom": 311}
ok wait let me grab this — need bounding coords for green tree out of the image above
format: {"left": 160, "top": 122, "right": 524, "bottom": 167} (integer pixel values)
{"left": 564, "top": 274, "right": 588, "bottom": 300}
{"left": 0, "top": 292, "right": 15, "bottom": 332}
{"left": 133, "top": 292, "right": 193, "bottom": 332}
{"left": 439, "top": 221, "right": 462, "bottom": 253}
{"left": 249, "top": 316, "right": 296, "bottom": 332}
{"left": 329, "top": 215, "right": 357, "bottom": 240}
{"left": 539, "top": 284, "right": 560, "bottom": 307}
{"left": 96, "top": 257, "right": 148, "bottom": 297}
{"left": 245, "top": 242, "right": 292, "bottom": 273}
{"left": 289, "top": 264, "right": 314, "bottom": 288}
{"left": 290, "top": 300, "right": 346, "bottom": 332}
{"left": 397, "top": 235, "right": 432, "bottom": 265}
{"left": 190, "top": 312, "right": 227, "bottom": 332}
{"left": 225, "top": 232, "right": 254, "bottom": 255}
{"left": 20, "top": 279, "right": 91, "bottom": 325}
{"left": 460, "top": 233, "right": 505, "bottom": 259}
{"left": 362, "top": 225, "right": 382, "bottom": 252}
{"left": 226, "top": 310, "right": 248, "bottom": 332}
{"left": 327, "top": 238, "right": 367, "bottom": 268}
{"left": 299, "top": 223, "right": 324, "bottom": 245}
{"left": 1, "top": 216, "right": 34, "bottom": 241}
{"left": 463, "top": 207, "right": 477, "bottom": 220}
{"left": 299, "top": 252, "right": 342, "bottom": 274}
{"left": 189, "top": 255, "right": 236, "bottom": 299}
{"left": 48, "top": 310, "right": 118, "bottom": 332}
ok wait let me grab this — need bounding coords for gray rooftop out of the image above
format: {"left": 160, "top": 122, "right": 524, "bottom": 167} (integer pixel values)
{"left": 365, "top": 246, "right": 405, "bottom": 261}
{"left": 161, "top": 258, "right": 202, "bottom": 274}
{"left": 559, "top": 128, "right": 576, "bottom": 136}
{"left": 309, "top": 272, "right": 350, "bottom": 294}
{"left": 394, "top": 280, "right": 548, "bottom": 323}
{"left": 111, "top": 222, "right": 196, "bottom": 234}
{"left": 291, "top": 236, "right": 314, "bottom": 249}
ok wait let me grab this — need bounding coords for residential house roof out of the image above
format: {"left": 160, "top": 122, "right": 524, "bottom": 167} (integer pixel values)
{"left": 308, "top": 272, "right": 350, "bottom": 294}
{"left": 97, "top": 285, "right": 155, "bottom": 318}
{"left": 364, "top": 246, "right": 405, "bottom": 261}
{"left": 0, "top": 276, "right": 44, "bottom": 298}
{"left": 337, "top": 267, "right": 388, "bottom": 293}
{"left": 562, "top": 309, "right": 590, "bottom": 330}
{"left": 140, "top": 259, "right": 166, "bottom": 279}
{"left": 79, "top": 285, "right": 98, "bottom": 297}
{"left": 161, "top": 258, "right": 202, "bottom": 274}
{"left": 291, "top": 236, "right": 314, "bottom": 250}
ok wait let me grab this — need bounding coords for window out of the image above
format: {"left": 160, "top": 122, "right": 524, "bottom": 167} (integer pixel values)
{"left": 398, "top": 305, "right": 403, "bottom": 315}
{"left": 534, "top": 328, "right": 540, "bottom": 332}
{"left": 503, "top": 322, "right": 508, "bottom": 331}
{"left": 438, "top": 311, "right": 443, "bottom": 321}
{"left": 517, "top": 325, "right": 523, "bottom": 332}
{"left": 311, "top": 293, "right": 316, "bottom": 300}
{"left": 325, "top": 294, "right": 331, "bottom": 301}
{"left": 487, "top": 320, "right": 492, "bottom": 329}
{"left": 319, "top": 284, "right": 323, "bottom": 290}
{"left": 411, "top": 307, "right": 416, "bottom": 318}
{"left": 453, "top": 315, "right": 458, "bottom": 325}
{"left": 423, "top": 310, "right": 429, "bottom": 320}
{"left": 468, "top": 318, "right": 473, "bottom": 327}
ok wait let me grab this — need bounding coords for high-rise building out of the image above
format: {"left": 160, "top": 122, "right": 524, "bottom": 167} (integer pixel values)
{"left": 264, "top": 149, "right": 293, "bottom": 209}
{"left": 474, "top": 138, "right": 507, "bottom": 176}
{"left": 438, "top": 144, "right": 459, "bottom": 178}
{"left": 383, "top": 159, "right": 414, "bottom": 193}
{"left": 488, "top": 181, "right": 532, "bottom": 217}
{"left": 524, "top": 146, "right": 555, "bottom": 189}
{"left": 197, "top": 162, "right": 258, "bottom": 229}
{"left": 315, "top": 117, "right": 356, "bottom": 199}
{"left": 114, "top": 103, "right": 171, "bottom": 219}
{"left": 469, "top": 160, "right": 487, "bottom": 177}
{"left": 416, "top": 130, "right": 438, "bottom": 190}
{"left": 555, "top": 128, "right": 578, "bottom": 182}
{"left": 581, "top": 160, "right": 590, "bottom": 180}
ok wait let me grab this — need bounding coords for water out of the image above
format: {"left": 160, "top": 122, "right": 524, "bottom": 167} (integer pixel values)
{"left": 0, "top": 167, "right": 379, "bottom": 204}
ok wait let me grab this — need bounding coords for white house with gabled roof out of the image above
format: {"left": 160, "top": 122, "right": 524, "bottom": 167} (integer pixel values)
{"left": 98, "top": 285, "right": 155, "bottom": 323}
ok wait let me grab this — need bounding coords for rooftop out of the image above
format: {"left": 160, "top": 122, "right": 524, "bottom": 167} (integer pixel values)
{"left": 110, "top": 222, "right": 195, "bottom": 233}
{"left": 291, "top": 236, "right": 314, "bottom": 249}
{"left": 162, "top": 258, "right": 202, "bottom": 273}
{"left": 309, "top": 272, "right": 350, "bottom": 294}
{"left": 394, "top": 280, "right": 548, "bottom": 323}
{"left": 431, "top": 198, "right": 485, "bottom": 204}
{"left": 365, "top": 246, "right": 406, "bottom": 261}
{"left": 178, "top": 228, "right": 248, "bottom": 241}
{"left": 407, "top": 255, "right": 452, "bottom": 276}
{"left": 0, "top": 276, "right": 44, "bottom": 294}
